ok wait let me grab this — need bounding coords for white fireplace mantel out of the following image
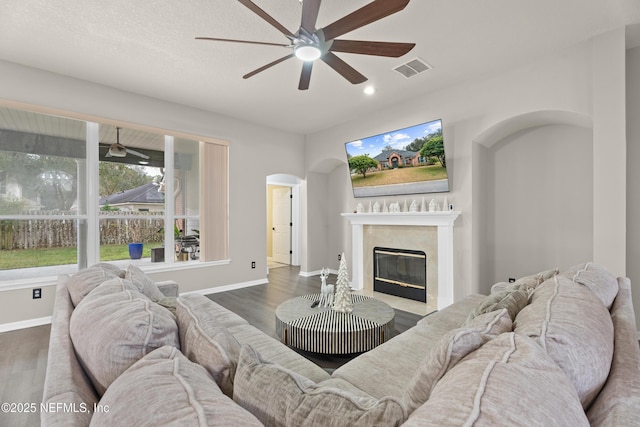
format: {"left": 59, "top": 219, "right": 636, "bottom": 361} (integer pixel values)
{"left": 341, "top": 211, "right": 461, "bottom": 310}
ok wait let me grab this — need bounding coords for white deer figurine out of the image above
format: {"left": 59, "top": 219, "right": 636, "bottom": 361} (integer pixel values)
{"left": 319, "top": 268, "right": 334, "bottom": 308}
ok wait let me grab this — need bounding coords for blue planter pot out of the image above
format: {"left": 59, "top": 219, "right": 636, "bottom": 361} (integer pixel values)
{"left": 128, "top": 243, "right": 144, "bottom": 260}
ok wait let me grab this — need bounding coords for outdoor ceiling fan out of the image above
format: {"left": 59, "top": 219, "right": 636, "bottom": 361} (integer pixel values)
{"left": 105, "top": 127, "right": 150, "bottom": 160}
{"left": 196, "top": 0, "right": 415, "bottom": 90}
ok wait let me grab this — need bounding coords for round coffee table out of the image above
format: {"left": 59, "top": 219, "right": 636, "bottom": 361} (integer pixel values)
{"left": 275, "top": 294, "right": 395, "bottom": 354}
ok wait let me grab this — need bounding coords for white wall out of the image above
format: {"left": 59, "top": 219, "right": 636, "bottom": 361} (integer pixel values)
{"left": 0, "top": 59, "right": 305, "bottom": 326}
{"left": 305, "top": 29, "right": 628, "bottom": 302}
{"left": 626, "top": 45, "right": 640, "bottom": 331}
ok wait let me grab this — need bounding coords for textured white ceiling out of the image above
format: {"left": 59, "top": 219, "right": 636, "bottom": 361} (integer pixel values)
{"left": 0, "top": 0, "right": 639, "bottom": 134}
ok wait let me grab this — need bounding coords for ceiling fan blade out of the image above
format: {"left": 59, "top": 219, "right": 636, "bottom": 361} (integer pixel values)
{"left": 330, "top": 39, "right": 415, "bottom": 57}
{"left": 301, "top": 0, "right": 322, "bottom": 32}
{"left": 125, "top": 148, "right": 151, "bottom": 160}
{"left": 237, "top": 0, "right": 295, "bottom": 38}
{"left": 195, "top": 37, "right": 289, "bottom": 48}
{"left": 298, "top": 62, "right": 313, "bottom": 90}
{"left": 243, "top": 53, "right": 295, "bottom": 79}
{"left": 321, "top": 52, "right": 367, "bottom": 84}
{"left": 321, "top": 0, "right": 410, "bottom": 41}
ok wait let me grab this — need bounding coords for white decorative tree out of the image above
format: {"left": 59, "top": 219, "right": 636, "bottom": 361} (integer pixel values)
{"left": 333, "top": 252, "right": 353, "bottom": 313}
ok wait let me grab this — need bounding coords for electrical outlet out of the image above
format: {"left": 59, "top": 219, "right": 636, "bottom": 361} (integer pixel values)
{"left": 338, "top": 254, "right": 341, "bottom": 261}
{"left": 508, "top": 278, "right": 516, "bottom": 283}
{"left": 251, "top": 261, "right": 256, "bottom": 269}
{"left": 33, "top": 288, "right": 42, "bottom": 299}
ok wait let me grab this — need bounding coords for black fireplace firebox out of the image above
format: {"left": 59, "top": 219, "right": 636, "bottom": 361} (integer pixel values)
{"left": 373, "top": 247, "right": 427, "bottom": 302}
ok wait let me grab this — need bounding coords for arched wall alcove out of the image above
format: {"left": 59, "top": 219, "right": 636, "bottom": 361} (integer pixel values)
{"left": 473, "top": 110, "right": 594, "bottom": 291}
{"left": 302, "top": 157, "right": 350, "bottom": 273}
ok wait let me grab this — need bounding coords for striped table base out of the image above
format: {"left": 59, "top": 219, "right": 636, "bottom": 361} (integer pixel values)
{"left": 275, "top": 294, "right": 395, "bottom": 354}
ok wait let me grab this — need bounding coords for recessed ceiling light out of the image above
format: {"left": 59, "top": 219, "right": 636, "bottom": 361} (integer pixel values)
{"left": 138, "top": 160, "right": 149, "bottom": 165}
{"left": 364, "top": 85, "right": 375, "bottom": 95}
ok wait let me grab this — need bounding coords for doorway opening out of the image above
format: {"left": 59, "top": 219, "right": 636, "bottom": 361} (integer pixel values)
{"left": 266, "top": 174, "right": 302, "bottom": 271}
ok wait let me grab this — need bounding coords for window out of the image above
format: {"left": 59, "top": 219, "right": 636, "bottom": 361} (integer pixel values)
{"left": 0, "top": 105, "right": 227, "bottom": 281}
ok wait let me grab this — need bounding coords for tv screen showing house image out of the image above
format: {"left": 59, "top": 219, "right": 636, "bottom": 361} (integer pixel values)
{"left": 344, "top": 119, "right": 449, "bottom": 198}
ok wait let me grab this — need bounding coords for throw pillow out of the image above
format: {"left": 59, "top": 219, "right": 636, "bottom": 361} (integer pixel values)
{"left": 70, "top": 278, "right": 180, "bottom": 396}
{"left": 402, "top": 333, "right": 589, "bottom": 426}
{"left": 176, "top": 296, "right": 242, "bottom": 397}
{"left": 560, "top": 262, "right": 618, "bottom": 309}
{"left": 514, "top": 275, "right": 614, "bottom": 409}
{"left": 124, "top": 264, "right": 166, "bottom": 302}
{"left": 465, "top": 287, "right": 529, "bottom": 323}
{"left": 66, "top": 266, "right": 121, "bottom": 307}
{"left": 91, "top": 346, "right": 262, "bottom": 427}
{"left": 233, "top": 345, "right": 407, "bottom": 427}
{"left": 490, "top": 267, "right": 559, "bottom": 294}
{"left": 403, "top": 309, "right": 512, "bottom": 413}
{"left": 88, "top": 262, "right": 125, "bottom": 278}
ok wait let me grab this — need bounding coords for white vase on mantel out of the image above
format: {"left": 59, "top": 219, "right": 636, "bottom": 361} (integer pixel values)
{"left": 443, "top": 197, "right": 449, "bottom": 211}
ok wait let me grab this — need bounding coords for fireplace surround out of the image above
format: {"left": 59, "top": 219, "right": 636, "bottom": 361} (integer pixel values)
{"left": 342, "top": 211, "right": 461, "bottom": 310}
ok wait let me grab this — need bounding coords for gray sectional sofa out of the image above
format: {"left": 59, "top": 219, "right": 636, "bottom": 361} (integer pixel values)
{"left": 42, "top": 262, "right": 640, "bottom": 426}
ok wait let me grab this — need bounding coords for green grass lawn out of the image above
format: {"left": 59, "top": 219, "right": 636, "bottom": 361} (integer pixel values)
{"left": 350, "top": 165, "right": 448, "bottom": 188}
{"left": 0, "top": 242, "right": 162, "bottom": 270}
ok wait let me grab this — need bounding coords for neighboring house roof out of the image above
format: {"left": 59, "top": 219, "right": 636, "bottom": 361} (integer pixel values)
{"left": 373, "top": 149, "right": 419, "bottom": 162}
{"left": 100, "top": 182, "right": 164, "bottom": 205}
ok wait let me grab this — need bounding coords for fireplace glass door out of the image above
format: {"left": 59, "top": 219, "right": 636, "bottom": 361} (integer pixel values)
{"left": 373, "top": 247, "right": 427, "bottom": 302}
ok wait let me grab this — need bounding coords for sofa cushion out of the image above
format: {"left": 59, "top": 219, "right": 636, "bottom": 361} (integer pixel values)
{"left": 402, "top": 333, "right": 589, "bottom": 426}
{"left": 179, "top": 294, "right": 249, "bottom": 328}
{"left": 333, "top": 294, "right": 484, "bottom": 400}
{"left": 561, "top": 262, "right": 619, "bottom": 309}
{"left": 226, "top": 323, "right": 331, "bottom": 383}
{"left": 70, "top": 278, "right": 180, "bottom": 396}
{"left": 125, "top": 264, "right": 167, "bottom": 303}
{"left": 587, "top": 277, "right": 640, "bottom": 426}
{"left": 176, "top": 296, "right": 242, "bottom": 397}
{"left": 66, "top": 266, "right": 121, "bottom": 306}
{"left": 233, "top": 345, "right": 407, "bottom": 427}
{"left": 403, "top": 309, "right": 512, "bottom": 413}
{"left": 465, "top": 288, "right": 529, "bottom": 323}
{"left": 514, "top": 275, "right": 614, "bottom": 409}
{"left": 91, "top": 346, "right": 262, "bottom": 427}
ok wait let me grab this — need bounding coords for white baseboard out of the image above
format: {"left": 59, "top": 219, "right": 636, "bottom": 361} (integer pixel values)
{"left": 0, "top": 316, "right": 52, "bottom": 333}
{"left": 299, "top": 269, "right": 338, "bottom": 277}
{"left": 181, "top": 278, "right": 268, "bottom": 296}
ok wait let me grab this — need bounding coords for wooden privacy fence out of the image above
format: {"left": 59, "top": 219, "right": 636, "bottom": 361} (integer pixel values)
{"left": 0, "top": 211, "right": 164, "bottom": 250}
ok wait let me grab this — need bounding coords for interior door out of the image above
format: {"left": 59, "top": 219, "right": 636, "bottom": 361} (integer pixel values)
{"left": 272, "top": 187, "right": 291, "bottom": 264}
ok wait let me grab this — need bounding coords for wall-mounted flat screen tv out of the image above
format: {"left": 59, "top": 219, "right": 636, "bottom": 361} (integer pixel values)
{"left": 344, "top": 119, "right": 449, "bottom": 198}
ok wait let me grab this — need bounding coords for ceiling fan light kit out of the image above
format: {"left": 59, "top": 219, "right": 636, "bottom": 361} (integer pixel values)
{"left": 197, "top": 0, "right": 415, "bottom": 90}
{"left": 105, "top": 127, "right": 150, "bottom": 160}
{"left": 294, "top": 44, "right": 321, "bottom": 61}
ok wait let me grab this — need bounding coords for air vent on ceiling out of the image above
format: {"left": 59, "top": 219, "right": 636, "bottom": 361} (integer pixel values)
{"left": 393, "top": 58, "right": 432, "bottom": 78}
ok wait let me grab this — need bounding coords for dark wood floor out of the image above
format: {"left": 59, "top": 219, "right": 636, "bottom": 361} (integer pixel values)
{"left": 0, "top": 323, "right": 50, "bottom": 427}
{"left": 0, "top": 265, "right": 422, "bottom": 426}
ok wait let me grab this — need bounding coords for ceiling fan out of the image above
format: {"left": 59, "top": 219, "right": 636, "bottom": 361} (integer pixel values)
{"left": 105, "top": 127, "right": 150, "bottom": 160}
{"left": 196, "top": 0, "right": 415, "bottom": 90}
